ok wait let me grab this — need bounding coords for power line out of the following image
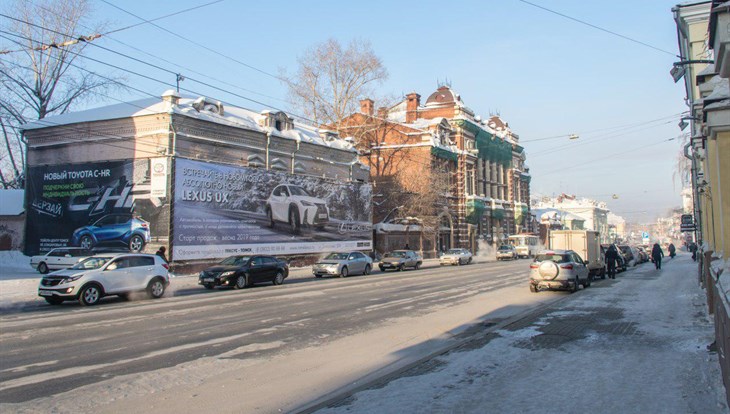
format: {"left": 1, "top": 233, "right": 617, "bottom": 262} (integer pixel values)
{"left": 516, "top": 0, "right": 680, "bottom": 58}
{"left": 99, "top": 0, "right": 290, "bottom": 85}
{"left": 521, "top": 113, "right": 682, "bottom": 143}
{"left": 0, "top": 1, "right": 225, "bottom": 54}
{"left": 30, "top": 1, "right": 290, "bottom": 105}
{"left": 1, "top": 18, "right": 319, "bottom": 126}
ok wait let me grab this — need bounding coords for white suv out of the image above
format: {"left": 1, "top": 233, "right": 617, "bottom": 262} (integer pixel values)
{"left": 38, "top": 253, "right": 170, "bottom": 306}
{"left": 265, "top": 184, "right": 329, "bottom": 234}
{"left": 529, "top": 249, "right": 591, "bottom": 293}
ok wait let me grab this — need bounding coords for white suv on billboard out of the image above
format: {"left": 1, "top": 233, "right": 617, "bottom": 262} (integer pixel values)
{"left": 265, "top": 184, "right": 329, "bottom": 234}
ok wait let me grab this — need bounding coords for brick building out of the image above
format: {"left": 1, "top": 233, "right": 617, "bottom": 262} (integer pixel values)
{"left": 338, "top": 86, "right": 532, "bottom": 256}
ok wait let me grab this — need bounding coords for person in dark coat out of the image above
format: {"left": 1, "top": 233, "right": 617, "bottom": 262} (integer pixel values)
{"left": 155, "top": 246, "right": 168, "bottom": 262}
{"left": 651, "top": 243, "right": 664, "bottom": 269}
{"left": 668, "top": 243, "right": 676, "bottom": 258}
{"left": 605, "top": 244, "right": 619, "bottom": 279}
{"left": 689, "top": 242, "right": 698, "bottom": 261}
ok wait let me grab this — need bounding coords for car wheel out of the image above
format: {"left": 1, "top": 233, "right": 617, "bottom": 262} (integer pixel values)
{"left": 457, "top": 258, "right": 462, "bottom": 266}
{"left": 600, "top": 268, "right": 606, "bottom": 280}
{"left": 79, "top": 235, "right": 94, "bottom": 250}
{"left": 266, "top": 207, "right": 275, "bottom": 228}
{"left": 38, "top": 262, "right": 49, "bottom": 274}
{"left": 314, "top": 274, "right": 323, "bottom": 278}
{"left": 529, "top": 284, "right": 538, "bottom": 293}
{"left": 273, "top": 271, "right": 285, "bottom": 285}
{"left": 414, "top": 262, "right": 421, "bottom": 270}
{"left": 235, "top": 275, "right": 248, "bottom": 289}
{"left": 203, "top": 283, "right": 214, "bottom": 290}
{"left": 44, "top": 296, "right": 64, "bottom": 305}
{"left": 379, "top": 266, "right": 385, "bottom": 272}
{"left": 340, "top": 266, "right": 349, "bottom": 278}
{"left": 288, "top": 208, "right": 301, "bottom": 235}
{"left": 129, "top": 235, "right": 145, "bottom": 252}
{"left": 79, "top": 284, "right": 102, "bottom": 306}
{"left": 363, "top": 264, "right": 371, "bottom": 275}
{"left": 397, "top": 264, "right": 404, "bottom": 272}
{"left": 147, "top": 278, "right": 165, "bottom": 299}
{"left": 571, "top": 277, "right": 579, "bottom": 293}
{"left": 584, "top": 275, "right": 592, "bottom": 288}
{"left": 468, "top": 257, "right": 472, "bottom": 264}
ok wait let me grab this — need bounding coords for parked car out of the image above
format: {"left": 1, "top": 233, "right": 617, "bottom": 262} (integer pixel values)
{"left": 529, "top": 249, "right": 591, "bottom": 293}
{"left": 199, "top": 255, "right": 289, "bottom": 289}
{"left": 265, "top": 184, "right": 329, "bottom": 234}
{"left": 617, "top": 244, "right": 635, "bottom": 266}
{"left": 636, "top": 246, "right": 649, "bottom": 263}
{"left": 37, "top": 253, "right": 169, "bottom": 306}
{"left": 312, "top": 251, "right": 373, "bottom": 278}
{"left": 495, "top": 245, "right": 518, "bottom": 261}
{"left": 69, "top": 213, "right": 150, "bottom": 252}
{"left": 30, "top": 247, "right": 93, "bottom": 274}
{"left": 440, "top": 248, "right": 473, "bottom": 265}
{"left": 601, "top": 244, "right": 627, "bottom": 273}
{"left": 378, "top": 250, "right": 422, "bottom": 272}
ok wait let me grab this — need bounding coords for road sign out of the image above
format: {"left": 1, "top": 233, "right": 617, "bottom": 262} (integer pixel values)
{"left": 680, "top": 214, "right": 695, "bottom": 232}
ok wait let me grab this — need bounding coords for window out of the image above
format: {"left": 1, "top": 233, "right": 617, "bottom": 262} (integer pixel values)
{"left": 107, "top": 258, "right": 131, "bottom": 270}
{"left": 129, "top": 256, "right": 154, "bottom": 267}
{"left": 275, "top": 120, "right": 282, "bottom": 131}
{"left": 262, "top": 257, "right": 276, "bottom": 265}
{"left": 49, "top": 249, "right": 66, "bottom": 257}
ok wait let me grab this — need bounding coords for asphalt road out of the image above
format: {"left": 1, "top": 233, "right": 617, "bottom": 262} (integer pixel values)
{"left": 0, "top": 257, "right": 563, "bottom": 412}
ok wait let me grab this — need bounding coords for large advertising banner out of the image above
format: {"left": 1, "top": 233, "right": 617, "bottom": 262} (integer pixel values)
{"left": 24, "top": 159, "right": 169, "bottom": 255}
{"left": 172, "top": 158, "right": 372, "bottom": 260}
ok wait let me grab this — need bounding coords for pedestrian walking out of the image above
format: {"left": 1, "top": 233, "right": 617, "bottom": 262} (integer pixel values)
{"left": 605, "top": 244, "right": 619, "bottom": 279}
{"left": 155, "top": 246, "right": 168, "bottom": 262}
{"left": 689, "top": 242, "right": 698, "bottom": 262}
{"left": 651, "top": 243, "right": 664, "bottom": 270}
{"left": 668, "top": 243, "right": 676, "bottom": 259}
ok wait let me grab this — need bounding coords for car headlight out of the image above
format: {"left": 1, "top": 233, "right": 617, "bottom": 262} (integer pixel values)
{"left": 300, "top": 200, "right": 314, "bottom": 206}
{"left": 64, "top": 274, "right": 83, "bottom": 283}
{"left": 220, "top": 271, "right": 236, "bottom": 277}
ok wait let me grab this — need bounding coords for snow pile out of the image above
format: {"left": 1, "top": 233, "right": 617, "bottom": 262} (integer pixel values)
{"left": 0, "top": 251, "right": 31, "bottom": 275}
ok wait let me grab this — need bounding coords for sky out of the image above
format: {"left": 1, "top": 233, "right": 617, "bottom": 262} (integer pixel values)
{"left": 8, "top": 0, "right": 695, "bottom": 223}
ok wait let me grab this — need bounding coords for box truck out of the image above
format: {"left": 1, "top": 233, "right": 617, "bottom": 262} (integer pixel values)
{"left": 549, "top": 230, "right": 605, "bottom": 278}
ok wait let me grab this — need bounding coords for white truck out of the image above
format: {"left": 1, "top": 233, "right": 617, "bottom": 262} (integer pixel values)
{"left": 548, "top": 230, "right": 606, "bottom": 279}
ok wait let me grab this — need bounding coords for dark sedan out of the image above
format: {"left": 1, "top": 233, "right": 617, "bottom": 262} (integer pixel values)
{"left": 198, "top": 255, "right": 289, "bottom": 289}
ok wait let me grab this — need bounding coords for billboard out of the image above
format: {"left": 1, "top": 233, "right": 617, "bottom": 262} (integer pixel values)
{"left": 24, "top": 159, "right": 169, "bottom": 255}
{"left": 172, "top": 158, "right": 372, "bottom": 260}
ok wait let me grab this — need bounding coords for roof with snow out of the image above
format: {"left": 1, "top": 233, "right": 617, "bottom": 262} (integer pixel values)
{"left": 21, "top": 91, "right": 356, "bottom": 152}
{"left": 0, "top": 190, "right": 24, "bottom": 216}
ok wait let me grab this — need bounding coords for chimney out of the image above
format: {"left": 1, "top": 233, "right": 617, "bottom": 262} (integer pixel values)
{"left": 161, "top": 89, "right": 180, "bottom": 107}
{"left": 360, "top": 98, "right": 374, "bottom": 116}
{"left": 377, "top": 106, "right": 388, "bottom": 119}
{"left": 406, "top": 92, "right": 420, "bottom": 123}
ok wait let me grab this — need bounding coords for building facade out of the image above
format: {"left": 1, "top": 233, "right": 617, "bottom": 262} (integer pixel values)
{"left": 338, "top": 86, "right": 532, "bottom": 256}
{"left": 21, "top": 91, "right": 371, "bottom": 261}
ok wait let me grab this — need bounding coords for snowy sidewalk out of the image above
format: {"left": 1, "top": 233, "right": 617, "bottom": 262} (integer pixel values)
{"left": 312, "top": 254, "right": 729, "bottom": 414}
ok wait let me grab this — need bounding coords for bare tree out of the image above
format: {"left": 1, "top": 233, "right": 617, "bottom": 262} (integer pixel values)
{"left": 0, "top": 0, "right": 118, "bottom": 188}
{"left": 284, "top": 38, "right": 388, "bottom": 127}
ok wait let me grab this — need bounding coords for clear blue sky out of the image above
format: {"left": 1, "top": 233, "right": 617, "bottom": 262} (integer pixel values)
{"left": 74, "top": 0, "right": 690, "bottom": 223}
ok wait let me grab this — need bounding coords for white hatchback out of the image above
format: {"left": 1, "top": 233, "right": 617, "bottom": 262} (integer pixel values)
{"left": 38, "top": 253, "right": 170, "bottom": 306}
{"left": 529, "top": 249, "right": 591, "bottom": 293}
{"left": 30, "top": 247, "right": 94, "bottom": 274}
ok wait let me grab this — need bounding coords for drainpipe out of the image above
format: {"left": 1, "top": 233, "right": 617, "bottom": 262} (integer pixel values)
{"left": 265, "top": 131, "right": 272, "bottom": 170}
{"left": 684, "top": 142, "right": 702, "bottom": 245}
{"left": 291, "top": 139, "right": 300, "bottom": 174}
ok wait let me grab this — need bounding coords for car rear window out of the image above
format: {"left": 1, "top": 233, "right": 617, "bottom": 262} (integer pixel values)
{"left": 535, "top": 254, "right": 570, "bottom": 263}
{"left": 498, "top": 246, "right": 511, "bottom": 251}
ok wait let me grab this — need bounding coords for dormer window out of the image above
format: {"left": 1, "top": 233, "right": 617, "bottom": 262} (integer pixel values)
{"left": 259, "top": 110, "right": 293, "bottom": 131}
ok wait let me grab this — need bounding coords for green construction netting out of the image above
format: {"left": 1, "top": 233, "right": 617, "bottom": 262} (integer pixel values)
{"left": 514, "top": 205, "right": 528, "bottom": 225}
{"left": 453, "top": 119, "right": 512, "bottom": 167}
{"left": 466, "top": 198, "right": 486, "bottom": 224}
{"left": 492, "top": 208, "right": 505, "bottom": 220}
{"left": 431, "top": 146, "right": 458, "bottom": 161}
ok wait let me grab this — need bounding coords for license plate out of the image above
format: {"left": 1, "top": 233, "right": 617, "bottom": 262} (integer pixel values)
{"left": 318, "top": 214, "right": 327, "bottom": 219}
{"left": 39, "top": 290, "right": 52, "bottom": 296}
{"left": 202, "top": 278, "right": 214, "bottom": 283}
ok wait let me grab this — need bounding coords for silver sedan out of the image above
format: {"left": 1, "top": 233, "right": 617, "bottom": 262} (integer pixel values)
{"left": 312, "top": 251, "right": 373, "bottom": 278}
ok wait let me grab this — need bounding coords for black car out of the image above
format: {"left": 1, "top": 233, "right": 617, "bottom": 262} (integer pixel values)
{"left": 198, "top": 255, "right": 289, "bottom": 289}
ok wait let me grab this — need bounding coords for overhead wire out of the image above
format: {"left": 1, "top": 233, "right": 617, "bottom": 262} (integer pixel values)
{"left": 31, "top": 1, "right": 290, "bottom": 105}
{"left": 516, "top": 0, "right": 680, "bottom": 57}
